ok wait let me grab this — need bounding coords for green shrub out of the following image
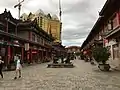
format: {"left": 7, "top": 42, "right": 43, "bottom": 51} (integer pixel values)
{"left": 92, "top": 46, "right": 110, "bottom": 64}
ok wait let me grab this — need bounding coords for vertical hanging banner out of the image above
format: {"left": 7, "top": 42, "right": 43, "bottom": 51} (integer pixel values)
{"left": 25, "top": 43, "right": 29, "bottom": 51}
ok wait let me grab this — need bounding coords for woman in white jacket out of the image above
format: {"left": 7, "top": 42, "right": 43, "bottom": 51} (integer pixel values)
{"left": 14, "top": 55, "right": 22, "bottom": 79}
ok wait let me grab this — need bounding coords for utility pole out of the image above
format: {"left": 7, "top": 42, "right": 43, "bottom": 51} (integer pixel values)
{"left": 14, "top": 0, "right": 24, "bottom": 19}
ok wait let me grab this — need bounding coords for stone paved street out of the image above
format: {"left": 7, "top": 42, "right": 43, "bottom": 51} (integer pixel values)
{"left": 1, "top": 59, "right": 120, "bottom": 90}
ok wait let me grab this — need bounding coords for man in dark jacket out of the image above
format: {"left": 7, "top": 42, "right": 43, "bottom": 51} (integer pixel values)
{"left": 0, "top": 56, "right": 4, "bottom": 78}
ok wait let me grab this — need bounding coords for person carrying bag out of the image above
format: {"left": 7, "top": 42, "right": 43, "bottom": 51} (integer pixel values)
{"left": 14, "top": 55, "right": 22, "bottom": 79}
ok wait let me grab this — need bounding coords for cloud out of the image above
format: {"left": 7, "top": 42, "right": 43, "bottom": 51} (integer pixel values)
{"left": 62, "top": 38, "right": 86, "bottom": 46}
{"left": 63, "top": 0, "right": 91, "bottom": 14}
{"left": 61, "top": 0, "right": 106, "bottom": 46}
{"left": 0, "top": 0, "right": 107, "bottom": 47}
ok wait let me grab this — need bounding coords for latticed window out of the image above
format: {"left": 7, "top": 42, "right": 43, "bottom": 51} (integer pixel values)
{"left": 37, "top": 17, "right": 39, "bottom": 24}
{"left": 32, "top": 33, "right": 35, "bottom": 41}
{"left": 39, "top": 37, "right": 42, "bottom": 43}
{"left": 108, "top": 20, "right": 113, "bottom": 30}
{"left": 40, "top": 17, "right": 43, "bottom": 27}
{"left": 37, "top": 35, "right": 40, "bottom": 42}
{"left": 111, "top": 13, "right": 119, "bottom": 29}
{"left": 0, "top": 25, "right": 4, "bottom": 31}
{"left": 41, "top": 38, "right": 44, "bottom": 45}
{"left": 104, "top": 23, "right": 108, "bottom": 31}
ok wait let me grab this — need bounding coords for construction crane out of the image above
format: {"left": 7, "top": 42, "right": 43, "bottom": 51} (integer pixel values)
{"left": 59, "top": 0, "right": 62, "bottom": 21}
{"left": 14, "top": 0, "right": 24, "bottom": 19}
{"left": 59, "top": 0, "right": 62, "bottom": 43}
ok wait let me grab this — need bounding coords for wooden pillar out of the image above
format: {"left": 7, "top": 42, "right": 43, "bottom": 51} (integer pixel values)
{"left": 11, "top": 47, "right": 14, "bottom": 59}
{"left": 29, "top": 31, "right": 30, "bottom": 40}
{"left": 111, "top": 45, "right": 114, "bottom": 60}
{"left": 27, "top": 51, "right": 30, "bottom": 63}
{"left": 6, "top": 20, "right": 8, "bottom": 32}
{"left": 29, "top": 31, "right": 32, "bottom": 41}
{"left": 21, "top": 47, "right": 24, "bottom": 61}
{"left": 7, "top": 46, "right": 11, "bottom": 64}
{"left": 41, "top": 50, "right": 43, "bottom": 62}
{"left": 50, "top": 50, "right": 52, "bottom": 59}
{"left": 15, "top": 25, "right": 17, "bottom": 35}
{"left": 46, "top": 50, "right": 47, "bottom": 57}
{"left": 39, "top": 50, "right": 41, "bottom": 62}
{"left": 30, "top": 49, "right": 33, "bottom": 63}
{"left": 37, "top": 49, "right": 39, "bottom": 62}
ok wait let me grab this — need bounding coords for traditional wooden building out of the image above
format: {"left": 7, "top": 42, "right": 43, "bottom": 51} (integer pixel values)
{"left": 52, "top": 42, "right": 67, "bottom": 58}
{"left": 0, "top": 9, "right": 54, "bottom": 69}
{"left": 81, "top": 0, "right": 120, "bottom": 69}
{"left": 65, "top": 46, "right": 80, "bottom": 54}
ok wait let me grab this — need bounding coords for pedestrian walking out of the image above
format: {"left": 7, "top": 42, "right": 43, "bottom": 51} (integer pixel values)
{"left": 14, "top": 55, "right": 22, "bottom": 79}
{"left": 0, "top": 56, "right": 4, "bottom": 78}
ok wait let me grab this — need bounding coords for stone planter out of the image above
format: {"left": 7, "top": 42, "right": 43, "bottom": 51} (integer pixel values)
{"left": 90, "top": 61, "right": 95, "bottom": 65}
{"left": 84, "top": 58, "right": 88, "bottom": 62}
{"left": 98, "top": 64, "right": 110, "bottom": 71}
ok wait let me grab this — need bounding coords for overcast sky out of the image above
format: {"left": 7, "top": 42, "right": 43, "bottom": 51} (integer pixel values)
{"left": 0, "top": 0, "right": 106, "bottom": 47}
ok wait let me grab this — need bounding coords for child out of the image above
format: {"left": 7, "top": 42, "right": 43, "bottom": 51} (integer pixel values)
{"left": 0, "top": 56, "right": 4, "bottom": 78}
{"left": 14, "top": 55, "right": 22, "bottom": 79}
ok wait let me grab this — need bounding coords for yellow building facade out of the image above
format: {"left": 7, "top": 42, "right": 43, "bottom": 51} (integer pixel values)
{"left": 50, "top": 19, "right": 61, "bottom": 43}
{"left": 21, "top": 9, "right": 61, "bottom": 43}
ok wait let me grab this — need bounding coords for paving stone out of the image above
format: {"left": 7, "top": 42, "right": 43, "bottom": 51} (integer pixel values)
{"left": 0, "top": 60, "right": 120, "bottom": 90}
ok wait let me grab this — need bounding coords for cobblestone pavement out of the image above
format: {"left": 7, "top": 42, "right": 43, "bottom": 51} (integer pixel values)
{"left": 1, "top": 60, "right": 120, "bottom": 90}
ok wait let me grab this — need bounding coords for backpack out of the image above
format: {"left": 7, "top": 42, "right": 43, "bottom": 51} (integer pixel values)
{"left": 20, "top": 60, "right": 23, "bottom": 64}
{"left": 14, "top": 60, "right": 17, "bottom": 66}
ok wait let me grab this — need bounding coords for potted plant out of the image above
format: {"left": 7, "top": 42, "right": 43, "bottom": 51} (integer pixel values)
{"left": 92, "top": 46, "right": 110, "bottom": 71}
